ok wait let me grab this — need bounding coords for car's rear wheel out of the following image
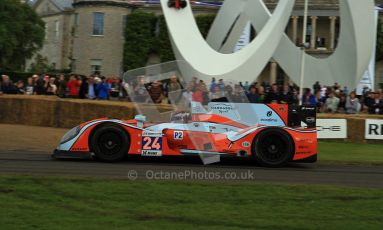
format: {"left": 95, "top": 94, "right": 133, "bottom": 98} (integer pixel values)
{"left": 90, "top": 124, "right": 130, "bottom": 162}
{"left": 252, "top": 128, "right": 294, "bottom": 167}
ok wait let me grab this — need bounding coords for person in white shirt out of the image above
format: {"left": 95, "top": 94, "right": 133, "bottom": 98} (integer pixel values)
{"left": 46, "top": 78, "right": 57, "bottom": 95}
{"left": 25, "top": 77, "right": 35, "bottom": 95}
{"left": 345, "top": 91, "right": 361, "bottom": 114}
{"left": 182, "top": 85, "right": 193, "bottom": 108}
{"left": 325, "top": 92, "right": 340, "bottom": 113}
{"left": 87, "top": 77, "right": 96, "bottom": 100}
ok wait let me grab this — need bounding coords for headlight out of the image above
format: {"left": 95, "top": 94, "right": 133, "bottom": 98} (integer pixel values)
{"left": 60, "top": 126, "right": 81, "bottom": 144}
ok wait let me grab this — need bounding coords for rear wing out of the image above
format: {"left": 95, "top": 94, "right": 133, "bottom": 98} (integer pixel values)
{"left": 288, "top": 105, "right": 316, "bottom": 128}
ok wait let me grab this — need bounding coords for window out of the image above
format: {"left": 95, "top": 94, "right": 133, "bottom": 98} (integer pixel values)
{"left": 74, "top": 13, "right": 80, "bottom": 27}
{"left": 45, "top": 3, "right": 51, "bottom": 13}
{"left": 55, "top": 20, "right": 60, "bottom": 39}
{"left": 306, "top": 23, "right": 312, "bottom": 35}
{"left": 305, "top": 23, "right": 312, "bottom": 43}
{"left": 93, "top": 12, "right": 104, "bottom": 35}
{"left": 74, "top": 13, "right": 80, "bottom": 36}
{"left": 45, "top": 23, "right": 48, "bottom": 40}
{"left": 90, "top": 59, "right": 102, "bottom": 74}
{"left": 71, "top": 59, "right": 76, "bottom": 72}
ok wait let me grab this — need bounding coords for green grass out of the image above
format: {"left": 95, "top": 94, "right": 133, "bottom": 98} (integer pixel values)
{"left": 0, "top": 176, "right": 382, "bottom": 230}
{"left": 318, "top": 142, "right": 383, "bottom": 165}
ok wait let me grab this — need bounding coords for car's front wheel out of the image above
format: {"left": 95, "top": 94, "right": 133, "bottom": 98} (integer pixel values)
{"left": 252, "top": 128, "right": 294, "bottom": 167}
{"left": 90, "top": 124, "right": 130, "bottom": 162}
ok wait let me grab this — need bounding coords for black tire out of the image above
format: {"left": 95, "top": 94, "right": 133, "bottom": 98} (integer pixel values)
{"left": 90, "top": 124, "right": 130, "bottom": 162}
{"left": 252, "top": 128, "right": 294, "bottom": 167}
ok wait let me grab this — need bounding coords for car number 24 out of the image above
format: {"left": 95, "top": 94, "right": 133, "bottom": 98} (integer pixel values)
{"left": 141, "top": 133, "right": 162, "bottom": 157}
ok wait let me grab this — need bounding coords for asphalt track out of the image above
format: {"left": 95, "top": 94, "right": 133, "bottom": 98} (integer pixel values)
{"left": 0, "top": 150, "right": 382, "bottom": 188}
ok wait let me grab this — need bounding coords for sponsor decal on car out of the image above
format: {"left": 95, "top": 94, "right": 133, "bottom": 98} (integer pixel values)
{"left": 260, "top": 110, "right": 278, "bottom": 123}
{"left": 296, "top": 138, "right": 314, "bottom": 143}
{"left": 296, "top": 151, "right": 311, "bottom": 155}
{"left": 209, "top": 103, "right": 235, "bottom": 114}
{"left": 305, "top": 117, "right": 316, "bottom": 124}
{"left": 260, "top": 118, "right": 278, "bottom": 123}
{"left": 242, "top": 141, "right": 251, "bottom": 147}
{"left": 142, "top": 131, "right": 162, "bottom": 137}
{"left": 142, "top": 131, "right": 163, "bottom": 156}
{"left": 71, "top": 147, "right": 88, "bottom": 151}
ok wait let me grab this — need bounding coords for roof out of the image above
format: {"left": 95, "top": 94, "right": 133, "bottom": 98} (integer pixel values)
{"left": 32, "top": 0, "right": 74, "bottom": 11}
{"left": 50, "top": 0, "right": 73, "bottom": 10}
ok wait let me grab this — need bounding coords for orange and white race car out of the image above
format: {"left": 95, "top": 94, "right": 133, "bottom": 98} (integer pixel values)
{"left": 53, "top": 102, "right": 317, "bottom": 167}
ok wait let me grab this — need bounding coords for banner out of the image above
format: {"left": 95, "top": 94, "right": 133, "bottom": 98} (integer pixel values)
{"left": 356, "top": 8, "right": 379, "bottom": 95}
{"left": 316, "top": 119, "right": 347, "bottom": 139}
{"left": 234, "top": 22, "right": 251, "bottom": 52}
{"left": 365, "top": 119, "right": 383, "bottom": 140}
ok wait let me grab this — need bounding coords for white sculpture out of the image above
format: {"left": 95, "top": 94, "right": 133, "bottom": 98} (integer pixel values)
{"left": 160, "top": 0, "right": 375, "bottom": 89}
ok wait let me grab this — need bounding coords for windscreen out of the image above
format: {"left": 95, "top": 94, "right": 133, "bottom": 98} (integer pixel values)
{"left": 122, "top": 60, "right": 252, "bottom": 123}
{"left": 122, "top": 60, "right": 256, "bottom": 164}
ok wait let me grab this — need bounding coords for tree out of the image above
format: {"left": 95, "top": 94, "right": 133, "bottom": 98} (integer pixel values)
{"left": 157, "top": 15, "right": 175, "bottom": 63}
{"left": 123, "top": 13, "right": 217, "bottom": 70}
{"left": 0, "top": 0, "right": 45, "bottom": 71}
{"left": 123, "top": 10, "right": 157, "bottom": 71}
{"left": 195, "top": 14, "right": 216, "bottom": 38}
{"left": 28, "top": 54, "right": 51, "bottom": 73}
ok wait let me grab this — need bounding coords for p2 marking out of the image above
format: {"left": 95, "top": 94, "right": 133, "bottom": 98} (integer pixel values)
{"left": 174, "top": 131, "right": 184, "bottom": 140}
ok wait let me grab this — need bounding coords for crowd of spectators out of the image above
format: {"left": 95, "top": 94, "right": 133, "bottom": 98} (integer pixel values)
{"left": 308, "top": 81, "right": 383, "bottom": 115}
{"left": 0, "top": 74, "right": 129, "bottom": 100}
{"left": 1, "top": 73, "right": 383, "bottom": 115}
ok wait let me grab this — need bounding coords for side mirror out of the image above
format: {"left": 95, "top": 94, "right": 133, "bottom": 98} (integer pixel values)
{"left": 135, "top": 115, "right": 146, "bottom": 128}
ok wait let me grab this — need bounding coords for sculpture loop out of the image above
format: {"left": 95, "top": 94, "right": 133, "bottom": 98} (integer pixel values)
{"left": 161, "top": 0, "right": 375, "bottom": 89}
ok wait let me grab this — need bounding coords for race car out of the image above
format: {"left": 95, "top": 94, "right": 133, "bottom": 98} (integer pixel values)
{"left": 53, "top": 102, "right": 317, "bottom": 167}
{"left": 168, "top": 0, "right": 187, "bottom": 9}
